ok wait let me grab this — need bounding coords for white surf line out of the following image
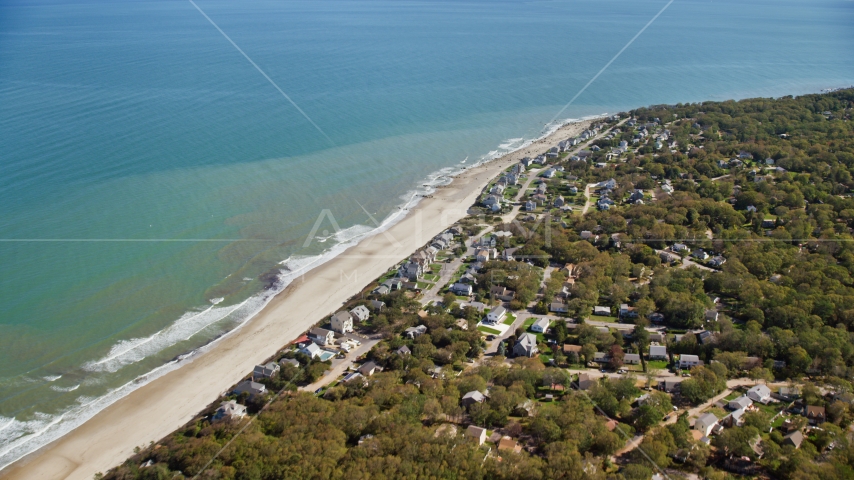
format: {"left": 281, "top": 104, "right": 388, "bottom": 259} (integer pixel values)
{"left": 546, "top": 0, "right": 676, "bottom": 127}
{"left": 0, "top": 413, "right": 65, "bottom": 461}
{"left": 187, "top": 0, "right": 336, "bottom": 148}
{"left": 0, "top": 239, "right": 266, "bottom": 242}
{"left": 91, "top": 304, "right": 218, "bottom": 366}
{"left": 183, "top": 299, "right": 250, "bottom": 341}
{"left": 0, "top": 418, "right": 14, "bottom": 435}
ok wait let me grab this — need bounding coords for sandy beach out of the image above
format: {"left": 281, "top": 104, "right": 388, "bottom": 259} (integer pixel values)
{"left": 0, "top": 118, "right": 597, "bottom": 480}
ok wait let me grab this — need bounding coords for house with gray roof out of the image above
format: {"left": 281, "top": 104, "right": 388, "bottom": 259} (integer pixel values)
{"left": 252, "top": 362, "right": 280, "bottom": 379}
{"left": 350, "top": 305, "right": 370, "bottom": 322}
{"left": 234, "top": 380, "right": 267, "bottom": 397}
{"left": 309, "top": 327, "right": 335, "bottom": 346}
{"left": 513, "top": 333, "right": 538, "bottom": 357}
{"left": 331, "top": 311, "right": 354, "bottom": 334}
{"left": 213, "top": 400, "right": 247, "bottom": 421}
{"left": 461, "top": 390, "right": 486, "bottom": 407}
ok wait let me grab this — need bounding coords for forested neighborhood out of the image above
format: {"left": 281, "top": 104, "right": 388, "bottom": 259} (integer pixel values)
{"left": 102, "top": 90, "right": 854, "bottom": 480}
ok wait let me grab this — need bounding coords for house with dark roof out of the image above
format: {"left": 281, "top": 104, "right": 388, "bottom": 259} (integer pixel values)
{"left": 806, "top": 405, "right": 826, "bottom": 425}
{"left": 252, "top": 362, "right": 280, "bottom": 379}
{"left": 234, "top": 380, "right": 266, "bottom": 396}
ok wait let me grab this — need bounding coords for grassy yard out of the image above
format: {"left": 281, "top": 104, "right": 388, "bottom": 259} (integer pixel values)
{"left": 589, "top": 315, "right": 618, "bottom": 323}
{"left": 422, "top": 274, "right": 440, "bottom": 282}
{"left": 503, "top": 313, "right": 517, "bottom": 325}
{"left": 478, "top": 325, "right": 501, "bottom": 335}
{"left": 646, "top": 360, "right": 669, "bottom": 371}
{"left": 724, "top": 391, "right": 742, "bottom": 401}
{"left": 416, "top": 281, "right": 434, "bottom": 290}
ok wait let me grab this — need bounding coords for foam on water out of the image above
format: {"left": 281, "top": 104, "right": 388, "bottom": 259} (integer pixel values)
{"left": 0, "top": 114, "right": 598, "bottom": 472}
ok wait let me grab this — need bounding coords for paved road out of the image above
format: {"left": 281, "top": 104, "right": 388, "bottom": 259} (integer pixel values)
{"left": 299, "top": 337, "right": 381, "bottom": 392}
{"left": 655, "top": 248, "right": 715, "bottom": 272}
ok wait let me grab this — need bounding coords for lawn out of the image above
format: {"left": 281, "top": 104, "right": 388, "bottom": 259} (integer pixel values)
{"left": 503, "top": 313, "right": 517, "bottom": 325}
{"left": 646, "top": 360, "right": 669, "bottom": 371}
{"left": 589, "top": 315, "right": 618, "bottom": 323}
{"left": 422, "top": 274, "right": 440, "bottom": 282}
{"left": 724, "top": 391, "right": 741, "bottom": 401}
{"left": 478, "top": 325, "right": 501, "bottom": 335}
{"left": 416, "top": 281, "right": 434, "bottom": 290}
{"left": 522, "top": 317, "right": 536, "bottom": 329}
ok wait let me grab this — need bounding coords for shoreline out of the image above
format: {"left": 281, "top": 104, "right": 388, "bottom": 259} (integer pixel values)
{"left": 0, "top": 116, "right": 601, "bottom": 480}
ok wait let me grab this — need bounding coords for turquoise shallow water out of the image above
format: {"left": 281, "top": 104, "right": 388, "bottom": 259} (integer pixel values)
{"left": 0, "top": 0, "right": 852, "bottom": 467}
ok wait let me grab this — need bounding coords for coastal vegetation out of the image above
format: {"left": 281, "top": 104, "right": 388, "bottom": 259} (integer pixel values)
{"left": 102, "top": 89, "right": 854, "bottom": 480}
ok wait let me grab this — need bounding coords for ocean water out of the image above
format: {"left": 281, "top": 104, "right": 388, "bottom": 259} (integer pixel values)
{"left": 0, "top": 0, "right": 852, "bottom": 469}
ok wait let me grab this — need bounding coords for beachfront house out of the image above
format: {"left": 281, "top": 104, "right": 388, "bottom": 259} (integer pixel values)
{"left": 399, "top": 261, "right": 423, "bottom": 281}
{"left": 513, "top": 333, "right": 538, "bottom": 357}
{"left": 234, "top": 380, "right": 267, "bottom": 397}
{"left": 213, "top": 400, "right": 247, "bottom": 421}
{"left": 252, "top": 362, "right": 280, "bottom": 379}
{"left": 309, "top": 327, "right": 335, "bottom": 346}
{"left": 531, "top": 318, "right": 550, "bottom": 333}
{"left": 331, "top": 311, "right": 354, "bottom": 334}
{"left": 350, "top": 305, "right": 370, "bottom": 322}
{"left": 486, "top": 306, "right": 507, "bottom": 324}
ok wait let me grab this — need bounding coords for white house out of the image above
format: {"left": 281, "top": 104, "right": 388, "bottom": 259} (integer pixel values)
{"left": 466, "top": 425, "right": 487, "bottom": 445}
{"left": 309, "top": 327, "right": 335, "bottom": 346}
{"left": 679, "top": 354, "right": 701, "bottom": 369}
{"left": 486, "top": 306, "right": 507, "bottom": 324}
{"left": 593, "top": 306, "right": 611, "bottom": 316}
{"left": 747, "top": 384, "right": 772, "bottom": 404}
{"left": 624, "top": 353, "right": 641, "bottom": 365}
{"left": 513, "top": 333, "right": 538, "bottom": 357}
{"left": 350, "top": 305, "right": 370, "bottom": 322}
{"left": 531, "top": 318, "right": 550, "bottom": 333}
{"left": 213, "top": 400, "right": 247, "bottom": 420}
{"left": 331, "top": 311, "right": 354, "bottom": 334}
{"left": 694, "top": 413, "right": 718, "bottom": 437}
{"left": 649, "top": 345, "right": 667, "bottom": 360}
{"left": 404, "top": 325, "right": 428, "bottom": 339}
{"left": 728, "top": 395, "right": 753, "bottom": 411}
{"left": 299, "top": 342, "right": 323, "bottom": 359}
{"left": 451, "top": 283, "right": 473, "bottom": 296}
